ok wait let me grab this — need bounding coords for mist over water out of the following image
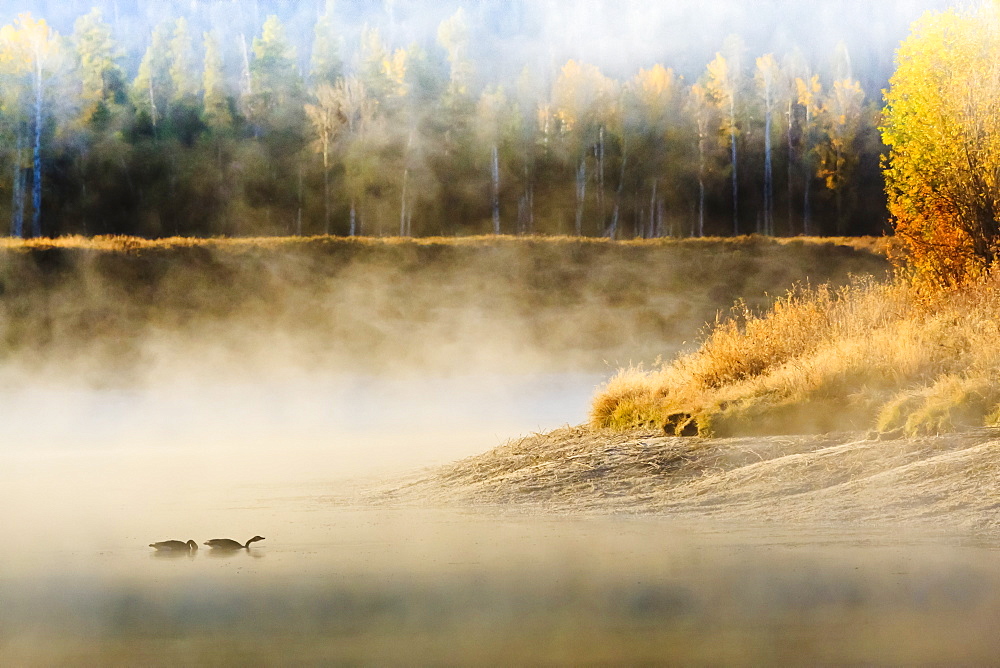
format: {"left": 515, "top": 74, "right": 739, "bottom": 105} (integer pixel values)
{"left": 4, "top": 236, "right": 990, "bottom": 663}
{"left": 5, "top": 330, "right": 1000, "bottom": 664}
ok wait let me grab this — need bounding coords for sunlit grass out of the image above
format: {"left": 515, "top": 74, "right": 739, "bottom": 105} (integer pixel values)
{"left": 592, "top": 273, "right": 1000, "bottom": 437}
{"left": 0, "top": 233, "right": 892, "bottom": 253}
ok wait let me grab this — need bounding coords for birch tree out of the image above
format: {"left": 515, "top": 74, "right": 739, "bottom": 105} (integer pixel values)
{"left": 795, "top": 73, "right": 822, "bottom": 234}
{"left": 1, "top": 13, "right": 59, "bottom": 237}
{"left": 336, "top": 77, "right": 379, "bottom": 235}
{"left": 132, "top": 23, "right": 171, "bottom": 134}
{"left": 755, "top": 53, "right": 782, "bottom": 236}
{"left": 781, "top": 49, "right": 810, "bottom": 234}
{"left": 0, "top": 30, "right": 30, "bottom": 236}
{"left": 687, "top": 83, "right": 716, "bottom": 238}
{"left": 818, "top": 78, "right": 864, "bottom": 234}
{"left": 476, "top": 87, "right": 510, "bottom": 234}
{"left": 625, "top": 65, "right": 682, "bottom": 238}
{"left": 305, "top": 83, "right": 342, "bottom": 234}
{"left": 705, "top": 35, "right": 745, "bottom": 235}
{"left": 552, "top": 60, "right": 616, "bottom": 235}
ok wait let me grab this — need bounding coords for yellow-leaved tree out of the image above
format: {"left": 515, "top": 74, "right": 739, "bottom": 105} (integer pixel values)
{"left": 882, "top": 3, "right": 1000, "bottom": 286}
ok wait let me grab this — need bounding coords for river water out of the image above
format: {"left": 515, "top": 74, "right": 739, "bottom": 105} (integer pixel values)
{"left": 3, "top": 373, "right": 1000, "bottom": 664}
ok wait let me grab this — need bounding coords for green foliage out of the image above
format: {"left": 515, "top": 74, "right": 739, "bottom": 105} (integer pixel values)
{"left": 132, "top": 23, "right": 171, "bottom": 129}
{"left": 310, "top": 0, "right": 343, "bottom": 86}
{"left": 71, "top": 8, "right": 123, "bottom": 127}
{"left": 247, "top": 15, "right": 303, "bottom": 133}
{"left": 200, "top": 31, "right": 231, "bottom": 131}
{"left": 169, "top": 18, "right": 197, "bottom": 103}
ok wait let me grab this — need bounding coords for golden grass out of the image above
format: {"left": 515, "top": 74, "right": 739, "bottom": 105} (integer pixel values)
{"left": 591, "top": 272, "right": 1000, "bottom": 437}
{"left": 0, "top": 233, "right": 892, "bottom": 253}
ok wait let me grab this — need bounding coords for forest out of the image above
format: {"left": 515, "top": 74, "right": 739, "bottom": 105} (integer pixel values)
{"left": 0, "top": 0, "right": 946, "bottom": 239}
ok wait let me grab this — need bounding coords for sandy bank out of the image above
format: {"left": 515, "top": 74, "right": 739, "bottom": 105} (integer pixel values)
{"left": 380, "top": 426, "right": 1000, "bottom": 531}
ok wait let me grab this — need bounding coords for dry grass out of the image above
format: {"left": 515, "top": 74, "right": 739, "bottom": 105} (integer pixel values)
{"left": 591, "top": 272, "right": 1000, "bottom": 437}
{"left": 0, "top": 233, "right": 893, "bottom": 252}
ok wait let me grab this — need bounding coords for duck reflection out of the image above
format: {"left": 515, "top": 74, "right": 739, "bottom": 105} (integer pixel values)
{"left": 148, "top": 539, "right": 198, "bottom": 558}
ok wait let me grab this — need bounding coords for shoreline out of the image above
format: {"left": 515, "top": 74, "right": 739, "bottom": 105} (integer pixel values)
{"left": 377, "top": 425, "right": 1000, "bottom": 532}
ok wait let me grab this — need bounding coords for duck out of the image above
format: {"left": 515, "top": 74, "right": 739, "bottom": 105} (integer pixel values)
{"left": 149, "top": 539, "right": 198, "bottom": 551}
{"left": 204, "top": 536, "right": 265, "bottom": 550}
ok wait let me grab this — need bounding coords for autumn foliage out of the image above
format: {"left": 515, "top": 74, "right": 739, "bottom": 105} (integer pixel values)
{"left": 882, "top": 4, "right": 1000, "bottom": 287}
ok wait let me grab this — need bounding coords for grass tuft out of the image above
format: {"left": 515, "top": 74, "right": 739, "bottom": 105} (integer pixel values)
{"left": 592, "top": 273, "right": 1000, "bottom": 437}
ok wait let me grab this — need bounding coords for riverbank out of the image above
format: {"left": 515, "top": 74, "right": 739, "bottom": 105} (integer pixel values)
{"left": 380, "top": 425, "right": 1000, "bottom": 532}
{"left": 0, "top": 234, "right": 888, "bottom": 383}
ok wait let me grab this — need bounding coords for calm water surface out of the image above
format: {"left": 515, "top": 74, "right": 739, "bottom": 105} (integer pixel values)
{"left": 3, "top": 374, "right": 1000, "bottom": 664}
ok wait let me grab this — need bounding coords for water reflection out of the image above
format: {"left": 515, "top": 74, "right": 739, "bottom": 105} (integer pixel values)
{"left": 149, "top": 550, "right": 196, "bottom": 560}
{"left": 204, "top": 548, "right": 266, "bottom": 560}
{"left": 4, "top": 371, "right": 997, "bottom": 663}
{"left": 5, "top": 510, "right": 1000, "bottom": 665}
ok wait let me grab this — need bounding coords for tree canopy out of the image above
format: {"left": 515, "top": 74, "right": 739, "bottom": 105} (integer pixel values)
{"left": 0, "top": 3, "right": 887, "bottom": 239}
{"left": 882, "top": 3, "right": 1000, "bottom": 286}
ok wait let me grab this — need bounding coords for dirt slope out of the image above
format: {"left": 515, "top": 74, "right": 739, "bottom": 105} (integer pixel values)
{"left": 379, "top": 427, "right": 1000, "bottom": 532}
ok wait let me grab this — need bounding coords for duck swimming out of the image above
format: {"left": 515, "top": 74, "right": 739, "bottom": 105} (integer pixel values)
{"left": 149, "top": 539, "right": 198, "bottom": 551}
{"left": 204, "top": 536, "right": 265, "bottom": 550}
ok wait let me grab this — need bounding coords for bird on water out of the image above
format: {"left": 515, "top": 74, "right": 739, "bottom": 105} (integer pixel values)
{"left": 204, "top": 536, "right": 266, "bottom": 550}
{"left": 149, "top": 539, "right": 198, "bottom": 551}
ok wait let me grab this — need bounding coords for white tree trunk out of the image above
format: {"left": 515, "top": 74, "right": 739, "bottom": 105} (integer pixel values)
{"left": 11, "top": 130, "right": 24, "bottom": 238}
{"left": 491, "top": 144, "right": 500, "bottom": 234}
{"left": 575, "top": 158, "right": 586, "bottom": 236}
{"left": 763, "top": 105, "right": 773, "bottom": 235}
{"left": 32, "top": 59, "right": 43, "bottom": 238}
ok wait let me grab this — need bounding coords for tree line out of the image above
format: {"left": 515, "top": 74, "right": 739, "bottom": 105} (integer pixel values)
{"left": 0, "top": 3, "right": 885, "bottom": 239}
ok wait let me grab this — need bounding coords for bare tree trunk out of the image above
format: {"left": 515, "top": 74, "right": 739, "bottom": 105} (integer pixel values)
{"left": 634, "top": 190, "right": 642, "bottom": 238}
{"left": 698, "top": 136, "right": 706, "bottom": 238}
{"left": 835, "top": 145, "right": 844, "bottom": 235}
{"left": 730, "top": 105, "right": 738, "bottom": 236}
{"left": 575, "top": 158, "right": 586, "bottom": 236}
{"left": 400, "top": 168, "right": 409, "bottom": 236}
{"left": 31, "top": 60, "right": 43, "bottom": 238}
{"left": 148, "top": 75, "right": 158, "bottom": 136}
{"left": 239, "top": 34, "right": 252, "bottom": 97}
{"left": 648, "top": 179, "right": 657, "bottom": 238}
{"left": 657, "top": 198, "right": 665, "bottom": 238}
{"left": 763, "top": 104, "right": 773, "bottom": 236}
{"left": 803, "top": 107, "right": 812, "bottom": 235}
{"left": 528, "top": 175, "right": 534, "bottom": 233}
{"left": 519, "top": 168, "right": 534, "bottom": 235}
{"left": 491, "top": 143, "right": 500, "bottom": 234}
{"left": 786, "top": 99, "right": 795, "bottom": 235}
{"left": 597, "top": 125, "right": 605, "bottom": 229}
{"left": 217, "top": 141, "right": 227, "bottom": 236}
{"left": 609, "top": 152, "right": 627, "bottom": 239}
{"left": 296, "top": 161, "right": 304, "bottom": 235}
{"left": 11, "top": 129, "right": 24, "bottom": 238}
{"left": 322, "top": 147, "right": 330, "bottom": 234}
